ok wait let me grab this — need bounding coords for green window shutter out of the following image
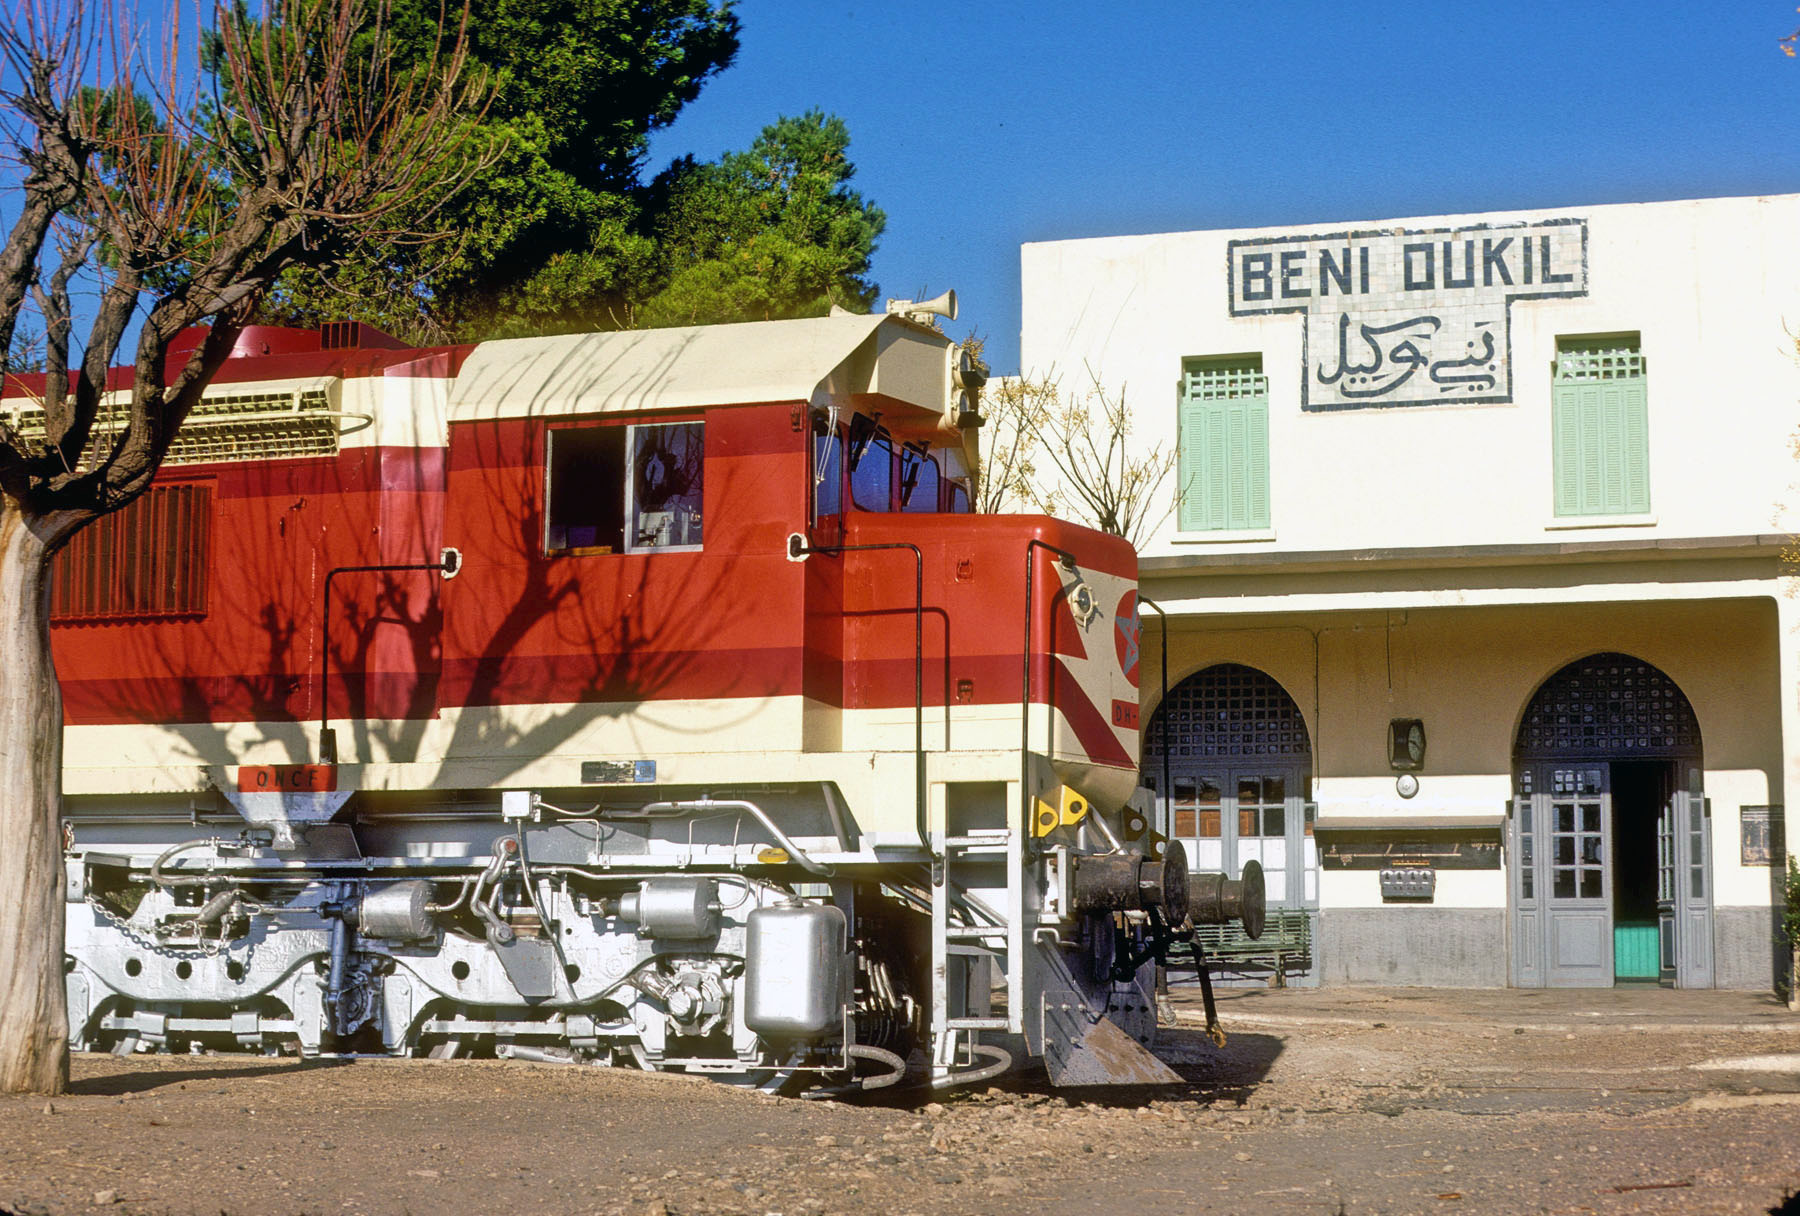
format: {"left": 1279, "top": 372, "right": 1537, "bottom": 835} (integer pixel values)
{"left": 1178, "top": 359, "right": 1269, "bottom": 531}
{"left": 1552, "top": 381, "right": 1583, "bottom": 516}
{"left": 1244, "top": 394, "right": 1270, "bottom": 529}
{"left": 1619, "top": 376, "right": 1650, "bottom": 514}
{"left": 1176, "top": 372, "right": 1213, "bottom": 531}
{"left": 1552, "top": 339, "right": 1648, "bottom": 518}
{"left": 1582, "top": 382, "right": 1608, "bottom": 512}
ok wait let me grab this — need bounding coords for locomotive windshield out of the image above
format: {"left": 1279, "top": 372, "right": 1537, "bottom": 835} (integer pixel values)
{"left": 849, "top": 427, "right": 892, "bottom": 511}
{"left": 899, "top": 445, "right": 939, "bottom": 513}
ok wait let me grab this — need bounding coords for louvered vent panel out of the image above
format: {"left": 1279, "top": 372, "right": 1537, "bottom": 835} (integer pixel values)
{"left": 7, "top": 389, "right": 339, "bottom": 466}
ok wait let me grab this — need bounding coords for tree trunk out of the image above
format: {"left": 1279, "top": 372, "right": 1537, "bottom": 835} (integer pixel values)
{"left": 1790, "top": 945, "right": 1800, "bottom": 1013}
{"left": 0, "top": 501, "right": 69, "bottom": 1093}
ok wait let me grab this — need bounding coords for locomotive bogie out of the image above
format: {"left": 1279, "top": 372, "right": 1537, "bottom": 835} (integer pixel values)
{"left": 67, "top": 831, "right": 898, "bottom": 1077}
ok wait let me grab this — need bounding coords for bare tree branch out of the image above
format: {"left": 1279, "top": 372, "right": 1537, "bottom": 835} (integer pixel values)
{"left": 0, "top": 0, "right": 496, "bottom": 1094}
{"left": 977, "top": 368, "right": 1177, "bottom": 548}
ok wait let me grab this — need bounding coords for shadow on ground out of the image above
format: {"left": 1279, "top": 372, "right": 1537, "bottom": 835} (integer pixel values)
{"left": 835, "top": 1026, "right": 1284, "bottom": 1111}
{"left": 67, "top": 1057, "right": 353, "bottom": 1097}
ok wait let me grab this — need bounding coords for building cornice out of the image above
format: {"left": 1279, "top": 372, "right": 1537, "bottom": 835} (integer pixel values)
{"left": 1138, "top": 532, "right": 1788, "bottom": 581}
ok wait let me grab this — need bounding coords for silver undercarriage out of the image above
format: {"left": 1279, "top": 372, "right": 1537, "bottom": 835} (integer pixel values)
{"left": 64, "top": 783, "right": 1185, "bottom": 1090}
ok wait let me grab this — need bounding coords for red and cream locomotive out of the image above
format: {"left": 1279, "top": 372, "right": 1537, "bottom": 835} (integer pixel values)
{"left": 24, "top": 298, "right": 1259, "bottom": 1089}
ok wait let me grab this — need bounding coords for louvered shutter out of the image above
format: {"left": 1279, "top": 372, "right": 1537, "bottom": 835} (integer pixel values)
{"left": 1553, "top": 380, "right": 1583, "bottom": 515}
{"left": 1179, "top": 359, "right": 1269, "bottom": 531}
{"left": 1618, "top": 376, "right": 1650, "bottom": 513}
{"left": 1552, "top": 340, "right": 1648, "bottom": 517}
{"left": 1244, "top": 393, "right": 1270, "bottom": 529}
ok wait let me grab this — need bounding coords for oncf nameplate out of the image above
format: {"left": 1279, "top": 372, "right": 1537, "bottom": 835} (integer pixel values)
{"left": 1228, "top": 218, "right": 1588, "bottom": 411}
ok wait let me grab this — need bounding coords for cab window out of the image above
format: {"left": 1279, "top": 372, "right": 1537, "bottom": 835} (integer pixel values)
{"left": 813, "top": 422, "right": 843, "bottom": 521}
{"left": 546, "top": 421, "right": 704, "bottom": 554}
{"left": 900, "top": 446, "right": 940, "bottom": 513}
{"left": 850, "top": 427, "right": 893, "bottom": 512}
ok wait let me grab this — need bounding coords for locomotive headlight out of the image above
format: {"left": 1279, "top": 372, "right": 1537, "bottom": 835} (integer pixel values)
{"left": 1068, "top": 579, "right": 1100, "bottom": 629}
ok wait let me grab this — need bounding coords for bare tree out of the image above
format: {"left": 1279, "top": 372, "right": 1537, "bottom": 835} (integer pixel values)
{"left": 976, "top": 373, "right": 1057, "bottom": 516}
{"left": 0, "top": 0, "right": 489, "bottom": 1094}
{"left": 977, "top": 368, "right": 1176, "bottom": 549}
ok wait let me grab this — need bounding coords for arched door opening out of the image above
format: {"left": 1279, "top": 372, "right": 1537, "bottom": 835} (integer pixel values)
{"left": 1143, "top": 663, "right": 1317, "bottom": 913}
{"left": 1512, "top": 653, "right": 1709, "bottom": 988}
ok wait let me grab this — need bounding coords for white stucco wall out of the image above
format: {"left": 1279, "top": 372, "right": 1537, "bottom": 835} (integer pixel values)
{"left": 1020, "top": 195, "right": 1800, "bottom": 559}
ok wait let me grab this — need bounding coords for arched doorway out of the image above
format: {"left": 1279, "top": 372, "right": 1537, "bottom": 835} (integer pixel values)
{"left": 1511, "top": 652, "right": 1710, "bottom": 988}
{"left": 1143, "top": 663, "right": 1317, "bottom": 909}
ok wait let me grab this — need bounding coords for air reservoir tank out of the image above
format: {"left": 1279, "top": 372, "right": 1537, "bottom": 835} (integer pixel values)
{"left": 743, "top": 899, "right": 847, "bottom": 1039}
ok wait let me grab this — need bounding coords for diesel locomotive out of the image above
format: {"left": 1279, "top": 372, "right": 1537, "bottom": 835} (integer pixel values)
{"left": 21, "top": 299, "right": 1262, "bottom": 1089}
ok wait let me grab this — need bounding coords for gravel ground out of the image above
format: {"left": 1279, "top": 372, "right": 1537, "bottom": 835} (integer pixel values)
{"left": 1, "top": 992, "right": 1797, "bottom": 1216}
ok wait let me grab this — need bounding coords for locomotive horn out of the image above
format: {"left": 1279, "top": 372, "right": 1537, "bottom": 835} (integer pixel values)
{"left": 887, "top": 289, "right": 957, "bottom": 322}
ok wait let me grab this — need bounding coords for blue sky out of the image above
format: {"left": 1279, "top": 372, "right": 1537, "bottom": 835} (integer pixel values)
{"left": 647, "top": 2, "right": 1800, "bottom": 374}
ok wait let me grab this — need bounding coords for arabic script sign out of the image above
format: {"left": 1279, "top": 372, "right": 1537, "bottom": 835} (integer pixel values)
{"left": 1227, "top": 218, "right": 1588, "bottom": 411}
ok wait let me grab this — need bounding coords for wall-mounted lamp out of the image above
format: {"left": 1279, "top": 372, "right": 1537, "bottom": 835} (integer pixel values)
{"left": 1389, "top": 718, "right": 1426, "bottom": 772}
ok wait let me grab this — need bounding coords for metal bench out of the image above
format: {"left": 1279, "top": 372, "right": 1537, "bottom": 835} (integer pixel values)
{"left": 1169, "top": 908, "right": 1313, "bottom": 987}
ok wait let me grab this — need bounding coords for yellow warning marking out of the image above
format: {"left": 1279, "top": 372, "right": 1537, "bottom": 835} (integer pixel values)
{"left": 1033, "top": 786, "right": 1090, "bottom": 836}
{"left": 1061, "top": 792, "right": 1089, "bottom": 827}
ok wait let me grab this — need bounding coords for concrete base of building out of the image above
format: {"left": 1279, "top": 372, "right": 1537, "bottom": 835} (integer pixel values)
{"left": 1320, "top": 906, "right": 1780, "bottom": 990}
{"left": 1714, "top": 906, "right": 1779, "bottom": 991}
{"left": 1319, "top": 908, "right": 1509, "bottom": 987}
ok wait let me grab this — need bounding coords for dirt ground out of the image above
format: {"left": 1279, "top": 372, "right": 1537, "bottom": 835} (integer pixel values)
{"left": 3, "top": 987, "right": 1799, "bottom": 1216}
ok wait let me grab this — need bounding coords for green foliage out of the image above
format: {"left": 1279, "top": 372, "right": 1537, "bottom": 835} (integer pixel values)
{"left": 253, "top": 0, "right": 736, "bottom": 338}
{"left": 256, "top": 16, "right": 887, "bottom": 340}
{"left": 637, "top": 110, "right": 885, "bottom": 325}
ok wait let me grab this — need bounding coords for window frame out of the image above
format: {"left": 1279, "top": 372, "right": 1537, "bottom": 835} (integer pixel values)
{"left": 543, "top": 416, "right": 705, "bottom": 557}
{"left": 848, "top": 418, "right": 896, "bottom": 513}
{"left": 1551, "top": 335, "right": 1650, "bottom": 519}
{"left": 812, "top": 420, "right": 846, "bottom": 525}
{"left": 899, "top": 442, "right": 942, "bottom": 513}
{"left": 1177, "top": 354, "right": 1271, "bottom": 533}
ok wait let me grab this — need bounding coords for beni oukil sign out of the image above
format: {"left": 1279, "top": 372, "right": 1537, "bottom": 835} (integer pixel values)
{"left": 1228, "top": 218, "right": 1589, "bottom": 411}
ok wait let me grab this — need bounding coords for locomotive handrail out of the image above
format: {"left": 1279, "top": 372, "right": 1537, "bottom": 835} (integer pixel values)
{"left": 784, "top": 535, "right": 929, "bottom": 855}
{"left": 318, "top": 555, "right": 460, "bottom": 764}
{"left": 632, "top": 798, "right": 833, "bottom": 876}
{"left": 1022, "top": 539, "right": 1080, "bottom": 849}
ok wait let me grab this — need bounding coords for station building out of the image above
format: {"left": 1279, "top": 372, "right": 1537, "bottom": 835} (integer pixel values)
{"left": 1020, "top": 194, "right": 1799, "bottom": 990}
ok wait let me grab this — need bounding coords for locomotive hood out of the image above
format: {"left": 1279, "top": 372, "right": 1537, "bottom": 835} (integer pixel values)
{"left": 449, "top": 313, "right": 953, "bottom": 422}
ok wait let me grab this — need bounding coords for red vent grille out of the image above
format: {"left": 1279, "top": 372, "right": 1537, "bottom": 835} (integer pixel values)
{"left": 51, "top": 483, "right": 212, "bottom": 622}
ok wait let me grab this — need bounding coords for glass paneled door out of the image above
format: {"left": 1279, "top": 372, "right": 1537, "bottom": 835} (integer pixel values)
{"left": 1512, "top": 766, "right": 1613, "bottom": 986}
{"left": 1143, "top": 663, "right": 1316, "bottom": 932}
{"left": 1656, "top": 783, "right": 1715, "bottom": 988}
{"left": 1512, "top": 653, "right": 1709, "bottom": 988}
{"left": 1168, "top": 766, "right": 1315, "bottom": 907}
